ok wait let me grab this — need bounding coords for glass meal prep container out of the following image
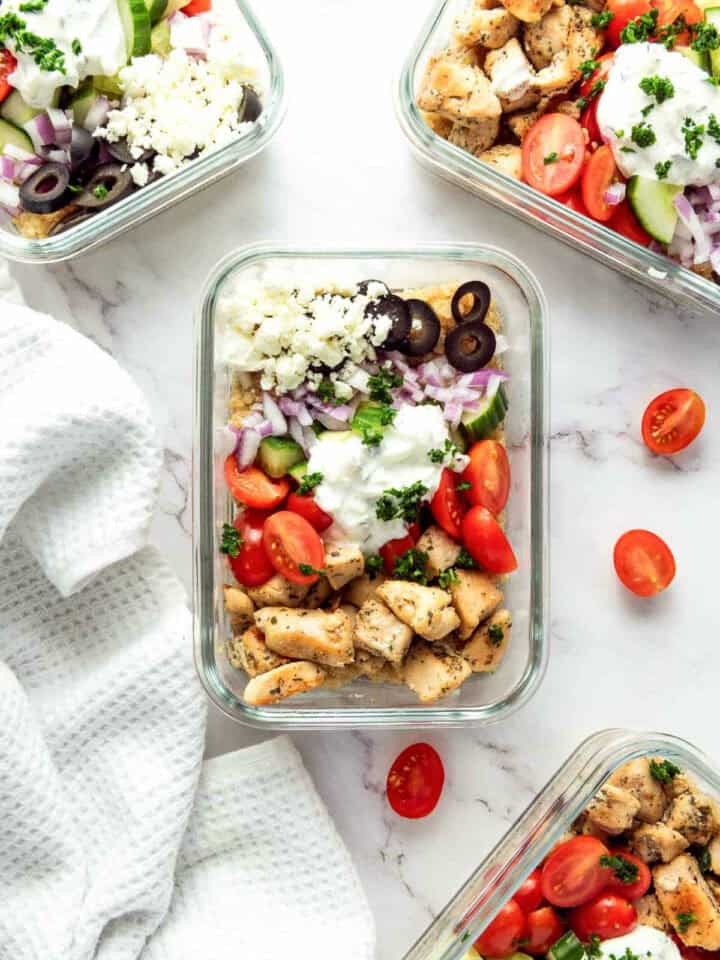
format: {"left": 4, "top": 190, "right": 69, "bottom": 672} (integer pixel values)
{"left": 0, "top": 0, "right": 285, "bottom": 265}
{"left": 402, "top": 729, "right": 720, "bottom": 960}
{"left": 192, "top": 241, "right": 549, "bottom": 729}
{"left": 396, "top": 1, "right": 720, "bottom": 316}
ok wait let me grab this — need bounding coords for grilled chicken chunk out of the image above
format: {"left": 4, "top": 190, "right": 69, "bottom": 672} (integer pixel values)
{"left": 709, "top": 837, "right": 720, "bottom": 874}
{"left": 243, "top": 661, "right": 326, "bottom": 705}
{"left": 636, "top": 893, "right": 671, "bottom": 932}
{"left": 631, "top": 822, "right": 690, "bottom": 864}
{"left": 460, "top": 609, "right": 512, "bottom": 672}
{"left": 523, "top": 5, "right": 601, "bottom": 71}
{"left": 416, "top": 524, "right": 462, "bottom": 579}
{"left": 228, "top": 625, "right": 289, "bottom": 677}
{"left": 254, "top": 607, "right": 355, "bottom": 667}
{"left": 454, "top": 4, "right": 520, "bottom": 48}
{"left": 448, "top": 117, "right": 502, "bottom": 155}
{"left": 304, "top": 577, "right": 333, "bottom": 609}
{"left": 378, "top": 581, "right": 460, "bottom": 641}
{"left": 654, "top": 854, "right": 720, "bottom": 950}
{"left": 418, "top": 56, "right": 502, "bottom": 122}
{"left": 324, "top": 543, "right": 365, "bottom": 590}
{"left": 665, "top": 789, "right": 718, "bottom": 846}
{"left": 344, "top": 572, "right": 388, "bottom": 607}
{"left": 585, "top": 784, "right": 641, "bottom": 835}
{"left": 450, "top": 569, "right": 503, "bottom": 640}
{"left": 609, "top": 758, "right": 668, "bottom": 823}
{"left": 402, "top": 641, "right": 472, "bottom": 703}
{"left": 353, "top": 598, "right": 414, "bottom": 664}
{"left": 485, "top": 38, "right": 539, "bottom": 112}
{"left": 507, "top": 104, "right": 547, "bottom": 140}
{"left": 499, "top": 0, "right": 554, "bottom": 24}
{"left": 247, "top": 574, "right": 309, "bottom": 608}
{"left": 224, "top": 585, "right": 255, "bottom": 634}
{"left": 479, "top": 144, "right": 523, "bottom": 178}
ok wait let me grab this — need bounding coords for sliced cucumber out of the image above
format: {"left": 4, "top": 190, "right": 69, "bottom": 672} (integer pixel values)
{"left": 461, "top": 383, "right": 508, "bottom": 443}
{"left": 257, "top": 436, "right": 305, "bottom": 478}
{"left": 449, "top": 423, "right": 468, "bottom": 454}
{"left": 627, "top": 175, "right": 682, "bottom": 244}
{"left": 70, "top": 82, "right": 101, "bottom": 127}
{"left": 676, "top": 44, "right": 709, "bottom": 72}
{"left": 1, "top": 90, "right": 42, "bottom": 127}
{"left": 151, "top": 18, "right": 172, "bottom": 55}
{"left": 144, "top": 0, "right": 168, "bottom": 23}
{"left": 117, "top": 0, "right": 152, "bottom": 59}
{"left": 0, "top": 117, "right": 34, "bottom": 155}
{"left": 548, "top": 932, "right": 585, "bottom": 960}
{"left": 705, "top": 7, "right": 720, "bottom": 76}
{"left": 317, "top": 430, "right": 353, "bottom": 444}
{"left": 350, "top": 401, "right": 394, "bottom": 440}
{"left": 94, "top": 73, "right": 124, "bottom": 98}
{"left": 288, "top": 460, "right": 308, "bottom": 482}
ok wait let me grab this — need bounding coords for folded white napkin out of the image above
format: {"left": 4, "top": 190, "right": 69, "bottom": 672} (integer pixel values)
{"left": 0, "top": 263, "right": 374, "bottom": 960}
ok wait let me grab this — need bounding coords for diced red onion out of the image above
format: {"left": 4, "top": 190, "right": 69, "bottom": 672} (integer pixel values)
{"left": 38, "top": 146, "right": 69, "bottom": 164}
{"left": 0, "top": 180, "right": 19, "bottom": 216}
{"left": 262, "top": 392, "right": 288, "bottom": 436}
{"left": 604, "top": 182, "right": 626, "bottom": 206}
{"left": 315, "top": 412, "right": 349, "bottom": 431}
{"left": 710, "top": 247, "right": 720, "bottom": 275}
{"left": 236, "top": 429, "right": 261, "bottom": 469}
{"left": 445, "top": 401, "right": 462, "bottom": 426}
{"left": 309, "top": 400, "right": 352, "bottom": 420}
{"left": 302, "top": 426, "right": 316, "bottom": 450}
{"left": 170, "top": 11, "right": 211, "bottom": 57}
{"left": 0, "top": 156, "right": 15, "bottom": 181}
{"left": 46, "top": 107, "right": 72, "bottom": 146}
{"left": 218, "top": 425, "right": 239, "bottom": 458}
{"left": 296, "top": 405, "right": 313, "bottom": 427}
{"left": 3, "top": 143, "right": 37, "bottom": 163}
{"left": 674, "top": 192, "right": 710, "bottom": 264}
{"left": 288, "top": 417, "right": 308, "bottom": 453}
{"left": 257, "top": 419, "right": 274, "bottom": 439}
{"left": 82, "top": 95, "right": 111, "bottom": 133}
{"left": 708, "top": 184, "right": 720, "bottom": 202}
{"left": 24, "top": 113, "right": 56, "bottom": 150}
{"left": 278, "top": 397, "right": 302, "bottom": 417}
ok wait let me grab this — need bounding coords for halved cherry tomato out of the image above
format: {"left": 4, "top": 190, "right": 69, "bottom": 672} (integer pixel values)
{"left": 286, "top": 491, "right": 333, "bottom": 532}
{"left": 559, "top": 186, "right": 588, "bottom": 216}
{"left": 582, "top": 146, "right": 617, "bottom": 222}
{"left": 224, "top": 457, "right": 289, "bottom": 510}
{"left": 263, "top": 510, "right": 325, "bottom": 585}
{"left": 541, "top": 836, "right": 612, "bottom": 909}
{"left": 579, "top": 53, "right": 614, "bottom": 98}
{"left": 475, "top": 899, "right": 528, "bottom": 959}
{"left": 386, "top": 742, "right": 445, "bottom": 819}
{"left": 462, "top": 440, "right": 511, "bottom": 515}
{"left": 655, "top": 0, "right": 703, "bottom": 43}
{"left": 605, "top": 0, "right": 650, "bottom": 48}
{"left": 526, "top": 906, "right": 566, "bottom": 955}
{"left": 226, "top": 509, "right": 275, "bottom": 588}
{"left": 570, "top": 893, "right": 637, "bottom": 942}
{"left": 641, "top": 388, "right": 706, "bottom": 455}
{"left": 604, "top": 849, "right": 652, "bottom": 901}
{"left": 671, "top": 934, "right": 720, "bottom": 960}
{"left": 614, "top": 529, "right": 676, "bottom": 597}
{"left": 581, "top": 98, "right": 602, "bottom": 148}
{"left": 0, "top": 50, "right": 16, "bottom": 103}
{"left": 514, "top": 868, "right": 545, "bottom": 914}
{"left": 462, "top": 506, "right": 518, "bottom": 574}
{"left": 380, "top": 529, "right": 418, "bottom": 575}
{"left": 522, "top": 114, "right": 586, "bottom": 197}
{"left": 183, "top": 0, "right": 212, "bottom": 13}
{"left": 431, "top": 467, "right": 465, "bottom": 540}
{"left": 609, "top": 200, "right": 652, "bottom": 246}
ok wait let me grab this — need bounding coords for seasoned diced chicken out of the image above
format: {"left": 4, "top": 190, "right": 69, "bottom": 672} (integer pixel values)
{"left": 609, "top": 758, "right": 668, "bottom": 823}
{"left": 485, "top": 39, "right": 539, "bottom": 112}
{"left": 243, "top": 661, "right": 326, "bottom": 705}
{"left": 344, "top": 572, "right": 387, "bottom": 607}
{"left": 631, "top": 822, "right": 689, "bottom": 864}
{"left": 507, "top": 105, "right": 544, "bottom": 140}
{"left": 304, "top": 577, "right": 333, "bottom": 609}
{"left": 654, "top": 854, "right": 720, "bottom": 950}
{"left": 353, "top": 598, "right": 414, "bottom": 664}
{"left": 416, "top": 524, "right": 461, "bottom": 579}
{"left": 246, "top": 574, "right": 309, "bottom": 608}
{"left": 636, "top": 894, "right": 671, "bottom": 932}
{"left": 422, "top": 111, "right": 454, "bottom": 139}
{"left": 460, "top": 608, "right": 512, "bottom": 672}
{"left": 454, "top": 5, "right": 519, "bottom": 48}
{"left": 378, "top": 581, "right": 460, "bottom": 641}
{"left": 555, "top": 98, "right": 582, "bottom": 120}
{"left": 585, "top": 784, "right": 641, "bottom": 836}
{"left": 573, "top": 812, "right": 609, "bottom": 841}
{"left": 534, "top": 51, "right": 575, "bottom": 96}
{"left": 479, "top": 143, "right": 523, "bottom": 178}
{"left": 223, "top": 585, "right": 255, "bottom": 633}
{"left": 448, "top": 117, "right": 501, "bottom": 155}
{"left": 355, "top": 647, "right": 392, "bottom": 679}
{"left": 665, "top": 790, "right": 718, "bottom": 845}
{"left": 254, "top": 607, "right": 354, "bottom": 668}
{"left": 402, "top": 641, "right": 472, "bottom": 703}
{"left": 708, "top": 877, "right": 720, "bottom": 905}
{"left": 450, "top": 569, "right": 503, "bottom": 640}
{"left": 418, "top": 56, "right": 502, "bottom": 122}
{"left": 500, "top": 0, "right": 553, "bottom": 24}
{"left": 709, "top": 837, "right": 720, "bottom": 874}
{"left": 523, "top": 5, "right": 601, "bottom": 71}
{"left": 228, "top": 625, "right": 289, "bottom": 677}
{"left": 324, "top": 543, "right": 365, "bottom": 590}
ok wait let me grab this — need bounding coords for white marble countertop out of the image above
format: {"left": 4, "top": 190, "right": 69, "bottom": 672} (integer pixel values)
{"left": 9, "top": 0, "right": 720, "bottom": 956}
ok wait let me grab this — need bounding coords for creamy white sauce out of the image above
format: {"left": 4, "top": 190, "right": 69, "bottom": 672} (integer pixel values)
{"left": 4, "top": 0, "right": 127, "bottom": 108}
{"left": 596, "top": 926, "right": 682, "bottom": 960}
{"left": 598, "top": 43, "right": 720, "bottom": 186}
{"left": 306, "top": 404, "right": 452, "bottom": 555}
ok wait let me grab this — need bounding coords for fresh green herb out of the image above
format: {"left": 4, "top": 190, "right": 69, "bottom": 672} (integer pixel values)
{"left": 580, "top": 58, "right": 600, "bottom": 79}
{"left": 378, "top": 404, "right": 397, "bottom": 426}
{"left": 19, "top": 0, "right": 47, "bottom": 11}
{"left": 659, "top": 13, "right": 687, "bottom": 48}
{"left": 620, "top": 7, "right": 658, "bottom": 43}
{"left": 600, "top": 854, "right": 640, "bottom": 885}
{"left": 437, "top": 567, "right": 459, "bottom": 588}
{"left": 641, "top": 104, "right": 655, "bottom": 117}
{"left": 690, "top": 20, "right": 720, "bottom": 52}
{"left": 360, "top": 428, "right": 384, "bottom": 447}
{"left": 639, "top": 75, "right": 675, "bottom": 104}
{"left": 708, "top": 76, "right": 720, "bottom": 86}
{"left": 631, "top": 121, "right": 656, "bottom": 148}
{"left": 716, "top": 157, "right": 720, "bottom": 167}
{"left": 298, "top": 562, "right": 326, "bottom": 577}
{"left": 576, "top": 96, "right": 589, "bottom": 110}
{"left": 682, "top": 118, "right": 705, "bottom": 160}
{"left": 93, "top": 183, "right": 110, "bottom": 200}
{"left": 461, "top": 933, "right": 471, "bottom": 944}
{"left": 220, "top": 523, "right": 242, "bottom": 557}
{"left": 71, "top": 37, "right": 82, "bottom": 56}
{"left": 455, "top": 547, "right": 477, "bottom": 569}
{"left": 649, "top": 758, "right": 682, "bottom": 783}
{"left": 609, "top": 948, "right": 644, "bottom": 960}
{"left": 392, "top": 547, "right": 429, "bottom": 584}
{"left": 428, "top": 438, "right": 459, "bottom": 464}
{"left": 614, "top": 129, "right": 625, "bottom": 138}
{"left": 588, "top": 78, "right": 606, "bottom": 101}
{"left": 621, "top": 147, "right": 637, "bottom": 153}
{"left": 375, "top": 481, "right": 429, "bottom": 523}
{"left": 592, "top": 10, "right": 614, "bottom": 28}
{"left": 365, "top": 554, "right": 383, "bottom": 579}
{"left": 367, "top": 367, "right": 403, "bottom": 404}
{"left": 316, "top": 378, "right": 344, "bottom": 405}
{"left": 677, "top": 913, "right": 697, "bottom": 934}
{"left": 67, "top": 182, "right": 83, "bottom": 193}
{"left": 544, "top": 151, "right": 559, "bottom": 165}
{"left": 698, "top": 847, "right": 712, "bottom": 874}
{"left": 297, "top": 471, "right": 323, "bottom": 495}
{"left": 587, "top": 935, "right": 603, "bottom": 958}
{"left": 655, "top": 160, "right": 672, "bottom": 180}
{"left": 488, "top": 623, "right": 505, "bottom": 645}
{"left": 708, "top": 113, "right": 720, "bottom": 145}
{"left": 0, "top": 12, "right": 66, "bottom": 73}
{"left": 456, "top": 480, "right": 471, "bottom": 492}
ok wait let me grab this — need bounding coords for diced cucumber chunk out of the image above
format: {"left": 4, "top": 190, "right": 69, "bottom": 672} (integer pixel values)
{"left": 317, "top": 430, "right": 353, "bottom": 444}
{"left": 449, "top": 423, "right": 468, "bottom": 454}
{"left": 70, "top": 82, "right": 101, "bottom": 127}
{"left": 257, "top": 436, "right": 305, "bottom": 478}
{"left": 548, "top": 932, "right": 585, "bottom": 960}
{"left": 676, "top": 45, "right": 710, "bottom": 71}
{"left": 288, "top": 460, "right": 308, "bottom": 482}
{"left": 144, "top": 0, "right": 168, "bottom": 23}
{"left": 350, "top": 401, "right": 394, "bottom": 440}
{"left": 1, "top": 90, "right": 41, "bottom": 128}
{"left": 94, "top": 73, "right": 125, "bottom": 98}
{"left": 151, "top": 18, "right": 172, "bottom": 55}
{"left": 117, "top": 0, "right": 152, "bottom": 59}
{"left": 461, "top": 383, "right": 508, "bottom": 443}
{"left": 705, "top": 8, "right": 720, "bottom": 76}
{"left": 627, "top": 175, "right": 682, "bottom": 244}
{"left": 0, "top": 117, "right": 34, "bottom": 155}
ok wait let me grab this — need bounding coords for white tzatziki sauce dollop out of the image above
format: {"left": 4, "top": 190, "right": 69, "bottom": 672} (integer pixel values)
{"left": 595, "top": 926, "right": 682, "bottom": 960}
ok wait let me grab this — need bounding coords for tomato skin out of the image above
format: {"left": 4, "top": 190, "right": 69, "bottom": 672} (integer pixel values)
{"left": 263, "top": 510, "right": 325, "bottom": 585}
{"left": 581, "top": 99, "right": 602, "bottom": 148}
{"left": 380, "top": 530, "right": 418, "bottom": 575}
{"left": 286, "top": 491, "right": 333, "bottom": 532}
{"left": 431, "top": 468, "right": 466, "bottom": 540}
{"left": 183, "top": 0, "right": 212, "bottom": 13}
{"left": 570, "top": 893, "right": 637, "bottom": 942}
{"left": 605, "top": 0, "right": 650, "bottom": 47}
{"left": 226, "top": 510, "right": 275, "bottom": 588}
{"left": 522, "top": 114, "right": 586, "bottom": 197}
{"left": 462, "top": 506, "right": 518, "bottom": 574}
{"left": 655, "top": 0, "right": 703, "bottom": 43}
{"left": 0, "top": 50, "right": 16, "bottom": 102}
{"left": 541, "top": 836, "right": 612, "bottom": 909}
{"left": 641, "top": 388, "right": 705, "bottom": 455}
{"left": 559, "top": 186, "right": 589, "bottom": 216}
{"left": 579, "top": 53, "right": 614, "bottom": 97}
{"left": 386, "top": 742, "right": 445, "bottom": 819}
{"left": 475, "top": 899, "right": 529, "bottom": 959}
{"left": 604, "top": 849, "right": 652, "bottom": 901}
{"left": 514, "top": 868, "right": 545, "bottom": 914}
{"left": 462, "top": 441, "right": 511, "bottom": 515}
{"left": 614, "top": 529, "right": 676, "bottom": 597}
{"left": 526, "top": 906, "right": 566, "bottom": 955}
{"left": 582, "top": 146, "right": 617, "bottom": 222}
{"left": 224, "top": 457, "right": 289, "bottom": 510}
{"left": 609, "top": 200, "right": 652, "bottom": 246}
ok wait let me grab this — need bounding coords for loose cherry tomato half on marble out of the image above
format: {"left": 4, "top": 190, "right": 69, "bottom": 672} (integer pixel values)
{"left": 541, "top": 836, "right": 613, "bottom": 908}
{"left": 613, "top": 529, "right": 676, "bottom": 597}
{"left": 386, "top": 742, "right": 445, "bottom": 819}
{"left": 641, "top": 388, "right": 705, "bottom": 455}
{"left": 263, "top": 510, "right": 325, "bottom": 586}
{"left": 224, "top": 457, "right": 289, "bottom": 510}
{"left": 475, "top": 899, "right": 529, "bottom": 959}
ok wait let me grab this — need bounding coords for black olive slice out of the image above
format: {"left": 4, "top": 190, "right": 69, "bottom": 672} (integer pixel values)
{"left": 70, "top": 126, "right": 95, "bottom": 170}
{"left": 76, "top": 163, "right": 134, "bottom": 210}
{"left": 20, "top": 163, "right": 72, "bottom": 214}
{"left": 398, "top": 299, "right": 441, "bottom": 357}
{"left": 445, "top": 321, "right": 496, "bottom": 372}
{"left": 451, "top": 280, "right": 491, "bottom": 326}
{"left": 107, "top": 138, "right": 154, "bottom": 165}
{"left": 48, "top": 209, "right": 96, "bottom": 235}
{"left": 357, "top": 278, "right": 389, "bottom": 297}
{"left": 365, "top": 294, "right": 411, "bottom": 349}
{"left": 239, "top": 85, "right": 262, "bottom": 123}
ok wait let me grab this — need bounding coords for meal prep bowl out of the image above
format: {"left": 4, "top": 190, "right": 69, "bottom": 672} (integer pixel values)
{"left": 0, "top": 0, "right": 285, "bottom": 265}
{"left": 396, "top": 0, "right": 720, "bottom": 315}
{"left": 193, "top": 241, "right": 549, "bottom": 729}
{"left": 402, "top": 729, "right": 720, "bottom": 960}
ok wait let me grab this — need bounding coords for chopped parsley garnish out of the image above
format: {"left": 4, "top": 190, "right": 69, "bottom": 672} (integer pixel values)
{"left": 488, "top": 623, "right": 505, "bottom": 645}
{"left": 631, "top": 121, "right": 656, "bottom": 148}
{"left": 641, "top": 104, "right": 655, "bottom": 117}
{"left": 682, "top": 118, "right": 705, "bottom": 160}
{"left": 392, "top": 547, "right": 429, "bottom": 584}
{"left": 609, "top": 947, "right": 644, "bottom": 960}
{"left": 71, "top": 37, "right": 82, "bottom": 56}
{"left": 375, "top": 481, "right": 428, "bottom": 522}
{"left": 437, "top": 567, "right": 459, "bottom": 588}
{"left": 19, "top": 0, "right": 47, "bottom": 11}
{"left": 614, "top": 129, "right": 625, "bottom": 138}
{"left": 220, "top": 523, "right": 242, "bottom": 557}
{"left": 588, "top": 78, "right": 606, "bottom": 101}
{"left": 690, "top": 20, "right": 720, "bottom": 52}
{"left": 620, "top": 7, "right": 658, "bottom": 43}
{"left": 0, "top": 11, "right": 66, "bottom": 73}
{"left": 456, "top": 480, "right": 471, "bottom": 492}
{"left": 544, "top": 152, "right": 559, "bottom": 165}
{"left": 658, "top": 14, "right": 687, "bottom": 48}
{"left": 297, "top": 471, "right": 323, "bottom": 495}
{"left": 298, "top": 562, "right": 326, "bottom": 577}
{"left": 428, "top": 438, "right": 459, "bottom": 463}
{"left": 655, "top": 160, "right": 672, "bottom": 180}
{"left": 316, "top": 378, "right": 344, "bottom": 405}
{"left": 600, "top": 854, "right": 640, "bottom": 885}
{"left": 93, "top": 183, "right": 110, "bottom": 200}
{"left": 677, "top": 913, "right": 697, "bottom": 934}
{"left": 576, "top": 96, "right": 589, "bottom": 110}
{"left": 649, "top": 758, "right": 682, "bottom": 783}
{"left": 360, "top": 428, "right": 383, "bottom": 447}
{"left": 708, "top": 113, "right": 720, "bottom": 145}
{"left": 587, "top": 935, "right": 603, "bottom": 958}
{"left": 579, "top": 58, "right": 600, "bottom": 79}
{"left": 639, "top": 74, "right": 674, "bottom": 104}
{"left": 708, "top": 76, "right": 720, "bottom": 87}
{"left": 621, "top": 147, "right": 637, "bottom": 153}
{"left": 365, "top": 554, "right": 383, "bottom": 579}
{"left": 367, "top": 367, "right": 403, "bottom": 404}
{"left": 698, "top": 847, "right": 712, "bottom": 874}
{"left": 455, "top": 547, "right": 477, "bottom": 569}
{"left": 592, "top": 10, "right": 614, "bottom": 28}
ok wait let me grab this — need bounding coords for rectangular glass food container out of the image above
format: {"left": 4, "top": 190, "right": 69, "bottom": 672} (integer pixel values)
{"left": 402, "top": 729, "right": 720, "bottom": 960}
{"left": 0, "top": 0, "right": 285, "bottom": 265}
{"left": 396, "top": 1, "right": 720, "bottom": 315}
{"left": 193, "top": 241, "right": 549, "bottom": 729}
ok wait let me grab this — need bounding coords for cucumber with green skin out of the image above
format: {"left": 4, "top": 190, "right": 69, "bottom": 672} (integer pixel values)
{"left": 257, "top": 436, "right": 305, "bottom": 478}
{"left": 70, "top": 82, "right": 101, "bottom": 127}
{"left": 144, "top": 0, "right": 168, "bottom": 23}
{"left": 117, "top": 0, "right": 152, "bottom": 59}
{"left": 461, "top": 384, "right": 508, "bottom": 444}
{"left": 676, "top": 44, "right": 709, "bottom": 72}
{"left": 150, "top": 18, "right": 172, "bottom": 56}
{"left": 351, "top": 401, "right": 393, "bottom": 440}
{"left": 627, "top": 176, "right": 682, "bottom": 244}
{"left": 1, "top": 88, "right": 60, "bottom": 127}
{"left": 705, "top": 7, "right": 720, "bottom": 77}
{"left": 0, "top": 117, "right": 34, "bottom": 155}
{"left": 288, "top": 460, "right": 308, "bottom": 482}
{"left": 547, "top": 932, "right": 585, "bottom": 960}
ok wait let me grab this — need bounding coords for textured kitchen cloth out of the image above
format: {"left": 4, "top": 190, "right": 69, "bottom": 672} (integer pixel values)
{"left": 0, "top": 260, "right": 375, "bottom": 960}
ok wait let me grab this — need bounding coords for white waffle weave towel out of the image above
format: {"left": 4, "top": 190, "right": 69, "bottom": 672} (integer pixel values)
{"left": 0, "top": 261, "right": 375, "bottom": 960}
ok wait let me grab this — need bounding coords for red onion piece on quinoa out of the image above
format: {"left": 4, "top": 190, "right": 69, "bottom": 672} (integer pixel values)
{"left": 604, "top": 182, "right": 626, "bottom": 206}
{"left": 236, "top": 429, "right": 261, "bottom": 469}
{"left": 288, "top": 417, "right": 308, "bottom": 452}
{"left": 262, "top": 392, "right": 288, "bottom": 436}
